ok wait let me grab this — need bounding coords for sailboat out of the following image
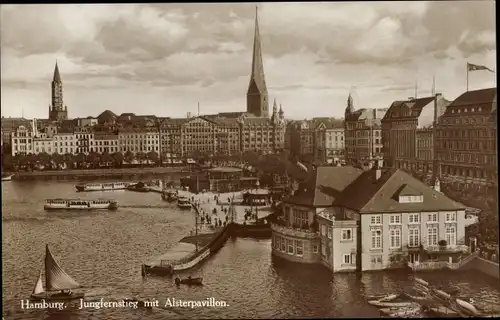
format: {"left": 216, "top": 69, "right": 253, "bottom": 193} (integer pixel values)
{"left": 31, "top": 244, "right": 85, "bottom": 300}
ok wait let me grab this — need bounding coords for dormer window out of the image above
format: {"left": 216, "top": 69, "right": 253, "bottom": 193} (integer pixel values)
{"left": 394, "top": 184, "right": 424, "bottom": 203}
{"left": 398, "top": 195, "right": 424, "bottom": 203}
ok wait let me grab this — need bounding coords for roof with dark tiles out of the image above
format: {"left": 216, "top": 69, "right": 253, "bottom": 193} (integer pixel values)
{"left": 283, "top": 166, "right": 364, "bottom": 207}
{"left": 334, "top": 168, "right": 465, "bottom": 213}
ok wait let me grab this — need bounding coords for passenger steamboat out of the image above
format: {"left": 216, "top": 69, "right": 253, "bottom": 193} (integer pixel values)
{"left": 44, "top": 198, "right": 118, "bottom": 211}
{"left": 75, "top": 182, "right": 132, "bottom": 192}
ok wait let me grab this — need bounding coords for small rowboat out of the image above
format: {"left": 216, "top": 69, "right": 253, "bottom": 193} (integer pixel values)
{"left": 380, "top": 304, "right": 421, "bottom": 317}
{"left": 425, "top": 306, "right": 459, "bottom": 317}
{"left": 368, "top": 294, "right": 414, "bottom": 308}
{"left": 175, "top": 277, "right": 203, "bottom": 286}
{"left": 365, "top": 293, "right": 398, "bottom": 301}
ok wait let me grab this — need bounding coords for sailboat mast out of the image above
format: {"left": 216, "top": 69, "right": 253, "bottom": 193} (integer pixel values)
{"left": 45, "top": 245, "right": 50, "bottom": 296}
{"left": 195, "top": 208, "right": 198, "bottom": 251}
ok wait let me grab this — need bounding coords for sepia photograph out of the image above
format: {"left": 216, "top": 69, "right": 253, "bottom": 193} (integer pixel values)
{"left": 1, "top": 2, "right": 498, "bottom": 319}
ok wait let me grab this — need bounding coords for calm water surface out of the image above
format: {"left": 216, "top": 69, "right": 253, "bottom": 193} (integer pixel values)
{"left": 2, "top": 180, "right": 500, "bottom": 319}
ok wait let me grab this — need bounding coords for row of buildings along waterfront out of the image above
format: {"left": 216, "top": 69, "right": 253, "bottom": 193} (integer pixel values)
{"left": 2, "top": 6, "right": 497, "bottom": 191}
{"left": 4, "top": 9, "right": 286, "bottom": 159}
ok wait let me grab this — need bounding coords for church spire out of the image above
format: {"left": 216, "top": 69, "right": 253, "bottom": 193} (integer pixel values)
{"left": 273, "top": 98, "right": 278, "bottom": 113}
{"left": 246, "top": 5, "right": 269, "bottom": 118}
{"left": 53, "top": 60, "right": 61, "bottom": 82}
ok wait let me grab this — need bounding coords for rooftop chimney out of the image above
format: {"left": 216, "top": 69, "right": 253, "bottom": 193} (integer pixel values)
{"left": 374, "top": 157, "right": 382, "bottom": 180}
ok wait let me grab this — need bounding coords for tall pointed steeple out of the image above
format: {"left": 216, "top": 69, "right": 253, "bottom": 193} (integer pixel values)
{"left": 53, "top": 60, "right": 62, "bottom": 82}
{"left": 345, "top": 92, "right": 355, "bottom": 115}
{"left": 272, "top": 98, "right": 278, "bottom": 113}
{"left": 246, "top": 5, "right": 269, "bottom": 118}
{"left": 49, "top": 60, "right": 68, "bottom": 121}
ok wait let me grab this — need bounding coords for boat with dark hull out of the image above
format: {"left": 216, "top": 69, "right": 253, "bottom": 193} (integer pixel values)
{"left": 30, "top": 245, "right": 85, "bottom": 301}
{"left": 175, "top": 276, "right": 203, "bottom": 286}
{"left": 127, "top": 182, "right": 150, "bottom": 193}
{"left": 177, "top": 196, "right": 191, "bottom": 209}
{"left": 161, "top": 190, "right": 178, "bottom": 202}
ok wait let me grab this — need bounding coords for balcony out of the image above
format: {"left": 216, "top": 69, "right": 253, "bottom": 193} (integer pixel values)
{"left": 423, "top": 245, "right": 470, "bottom": 254}
{"left": 271, "top": 223, "right": 319, "bottom": 240}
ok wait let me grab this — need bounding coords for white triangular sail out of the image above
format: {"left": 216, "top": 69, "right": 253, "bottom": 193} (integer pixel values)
{"left": 45, "top": 245, "right": 81, "bottom": 291}
{"left": 32, "top": 270, "right": 44, "bottom": 295}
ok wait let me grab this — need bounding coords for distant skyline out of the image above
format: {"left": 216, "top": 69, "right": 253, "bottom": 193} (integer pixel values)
{"left": 1, "top": 2, "right": 496, "bottom": 120}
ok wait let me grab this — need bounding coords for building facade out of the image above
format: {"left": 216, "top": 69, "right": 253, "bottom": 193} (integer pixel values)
{"left": 48, "top": 62, "right": 68, "bottom": 121}
{"left": 118, "top": 128, "right": 159, "bottom": 156}
{"left": 271, "top": 165, "right": 469, "bottom": 273}
{"left": 53, "top": 131, "right": 77, "bottom": 155}
{"left": 435, "top": 87, "right": 497, "bottom": 190}
{"left": 381, "top": 94, "right": 450, "bottom": 173}
{"left": 11, "top": 124, "right": 34, "bottom": 156}
{"left": 94, "top": 133, "right": 120, "bottom": 154}
{"left": 344, "top": 94, "right": 387, "bottom": 166}
{"left": 270, "top": 166, "right": 364, "bottom": 270}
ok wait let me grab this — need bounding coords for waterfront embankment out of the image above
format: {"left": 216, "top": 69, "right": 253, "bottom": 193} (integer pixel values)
{"left": 145, "top": 190, "right": 274, "bottom": 273}
{"left": 462, "top": 256, "right": 500, "bottom": 280}
{"left": 12, "top": 167, "right": 191, "bottom": 181}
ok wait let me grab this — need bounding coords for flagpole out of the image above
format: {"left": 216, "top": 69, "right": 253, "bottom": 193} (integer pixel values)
{"left": 466, "top": 62, "right": 469, "bottom": 92}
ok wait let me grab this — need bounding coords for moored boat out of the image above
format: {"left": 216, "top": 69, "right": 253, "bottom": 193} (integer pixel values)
{"left": 455, "top": 297, "right": 479, "bottom": 316}
{"left": 161, "top": 190, "right": 178, "bottom": 202}
{"left": 368, "top": 294, "right": 414, "bottom": 308}
{"left": 379, "top": 304, "right": 421, "bottom": 317}
{"left": 127, "top": 182, "right": 150, "bottom": 193}
{"left": 365, "top": 293, "right": 398, "bottom": 301}
{"left": 177, "top": 196, "right": 191, "bottom": 209}
{"left": 2, "top": 174, "right": 14, "bottom": 181}
{"left": 424, "top": 306, "right": 459, "bottom": 317}
{"left": 174, "top": 276, "right": 203, "bottom": 286}
{"left": 75, "top": 182, "right": 132, "bottom": 192}
{"left": 31, "top": 244, "right": 85, "bottom": 301}
{"left": 44, "top": 198, "right": 118, "bottom": 211}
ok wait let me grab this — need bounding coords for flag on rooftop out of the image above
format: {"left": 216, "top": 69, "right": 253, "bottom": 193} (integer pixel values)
{"left": 467, "top": 62, "right": 494, "bottom": 73}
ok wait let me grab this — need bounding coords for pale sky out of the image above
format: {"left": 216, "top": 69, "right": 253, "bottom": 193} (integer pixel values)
{"left": 0, "top": 2, "right": 496, "bottom": 120}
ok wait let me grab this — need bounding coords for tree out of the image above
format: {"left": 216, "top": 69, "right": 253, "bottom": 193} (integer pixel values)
{"left": 147, "top": 151, "right": 159, "bottom": 165}
{"left": 112, "top": 152, "right": 124, "bottom": 168}
{"left": 242, "top": 150, "right": 260, "bottom": 166}
{"left": 124, "top": 151, "right": 134, "bottom": 164}
{"left": 75, "top": 153, "right": 86, "bottom": 169}
{"left": 63, "top": 153, "right": 75, "bottom": 169}
{"left": 37, "top": 152, "right": 52, "bottom": 169}
{"left": 51, "top": 153, "right": 63, "bottom": 170}
{"left": 100, "top": 151, "right": 114, "bottom": 167}
{"left": 86, "top": 151, "right": 101, "bottom": 169}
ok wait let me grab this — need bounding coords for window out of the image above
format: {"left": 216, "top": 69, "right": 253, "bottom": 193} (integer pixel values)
{"left": 390, "top": 229, "right": 401, "bottom": 248}
{"left": 370, "top": 215, "right": 382, "bottom": 225}
{"left": 287, "top": 239, "right": 294, "bottom": 254}
{"left": 445, "top": 212, "right": 456, "bottom": 222}
{"left": 321, "top": 244, "right": 326, "bottom": 256}
{"left": 295, "top": 240, "right": 303, "bottom": 256}
{"left": 428, "top": 227, "right": 438, "bottom": 246}
{"left": 408, "top": 213, "right": 420, "bottom": 224}
{"left": 370, "top": 255, "right": 382, "bottom": 265}
{"left": 390, "top": 254, "right": 401, "bottom": 263}
{"left": 427, "top": 213, "right": 438, "bottom": 223}
{"left": 281, "top": 238, "right": 286, "bottom": 252}
{"left": 446, "top": 226, "right": 456, "bottom": 246}
{"left": 389, "top": 215, "right": 401, "bottom": 224}
{"left": 313, "top": 245, "right": 318, "bottom": 253}
{"left": 408, "top": 228, "right": 420, "bottom": 247}
{"left": 343, "top": 254, "right": 351, "bottom": 265}
{"left": 327, "top": 227, "right": 332, "bottom": 239}
{"left": 293, "top": 209, "right": 308, "bottom": 228}
{"left": 341, "top": 229, "right": 352, "bottom": 241}
{"left": 321, "top": 225, "right": 326, "bottom": 236}
{"left": 371, "top": 230, "right": 382, "bottom": 249}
